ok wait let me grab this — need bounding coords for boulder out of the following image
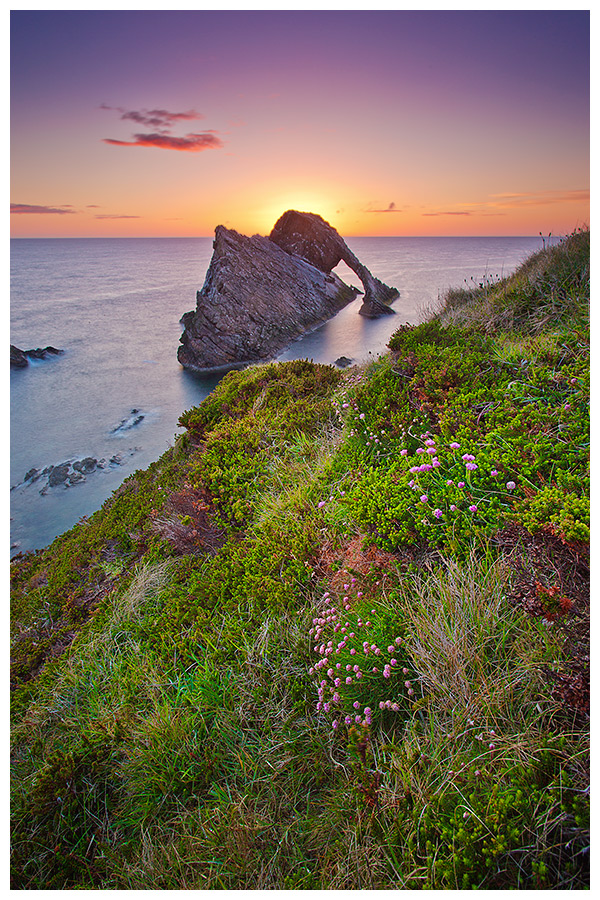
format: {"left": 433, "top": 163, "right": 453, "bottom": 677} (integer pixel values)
{"left": 178, "top": 212, "right": 398, "bottom": 373}
{"left": 47, "top": 464, "right": 71, "bottom": 487}
{"left": 73, "top": 457, "right": 97, "bottom": 474}
{"left": 10, "top": 345, "right": 28, "bottom": 368}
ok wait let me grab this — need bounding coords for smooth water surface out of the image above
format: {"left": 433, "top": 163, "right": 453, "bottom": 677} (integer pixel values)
{"left": 10, "top": 235, "right": 543, "bottom": 554}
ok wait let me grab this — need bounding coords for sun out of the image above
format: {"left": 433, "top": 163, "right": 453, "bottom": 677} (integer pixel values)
{"left": 255, "top": 192, "right": 341, "bottom": 235}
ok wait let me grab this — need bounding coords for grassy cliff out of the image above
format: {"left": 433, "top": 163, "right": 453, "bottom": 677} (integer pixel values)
{"left": 10, "top": 228, "right": 589, "bottom": 889}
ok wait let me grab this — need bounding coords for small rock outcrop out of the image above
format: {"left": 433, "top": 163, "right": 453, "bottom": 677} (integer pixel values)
{"left": 178, "top": 211, "right": 398, "bottom": 373}
{"left": 10, "top": 345, "right": 63, "bottom": 368}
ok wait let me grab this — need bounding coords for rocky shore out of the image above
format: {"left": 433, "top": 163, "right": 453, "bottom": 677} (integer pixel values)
{"left": 10, "top": 345, "right": 64, "bottom": 368}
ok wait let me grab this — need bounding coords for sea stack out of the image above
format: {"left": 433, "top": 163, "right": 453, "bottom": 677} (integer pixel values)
{"left": 177, "top": 211, "right": 398, "bottom": 373}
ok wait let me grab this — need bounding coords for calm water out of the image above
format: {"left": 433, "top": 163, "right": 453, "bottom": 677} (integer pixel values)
{"left": 10, "top": 235, "right": 543, "bottom": 554}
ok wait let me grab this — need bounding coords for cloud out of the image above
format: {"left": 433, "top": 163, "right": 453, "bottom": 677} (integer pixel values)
{"left": 94, "top": 214, "right": 141, "bottom": 219}
{"left": 103, "top": 132, "right": 223, "bottom": 152}
{"left": 101, "top": 104, "right": 203, "bottom": 131}
{"left": 101, "top": 103, "right": 222, "bottom": 152}
{"left": 11, "top": 203, "right": 76, "bottom": 215}
{"left": 422, "top": 211, "right": 472, "bottom": 217}
{"left": 488, "top": 189, "right": 589, "bottom": 209}
{"left": 365, "top": 202, "right": 402, "bottom": 213}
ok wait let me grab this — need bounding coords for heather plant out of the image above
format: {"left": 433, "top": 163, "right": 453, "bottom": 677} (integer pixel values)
{"left": 341, "top": 430, "right": 517, "bottom": 553}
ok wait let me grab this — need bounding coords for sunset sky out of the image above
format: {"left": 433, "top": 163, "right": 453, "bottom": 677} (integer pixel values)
{"left": 10, "top": 9, "right": 590, "bottom": 239}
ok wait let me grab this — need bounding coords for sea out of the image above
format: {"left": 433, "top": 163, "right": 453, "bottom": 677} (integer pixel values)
{"left": 10, "top": 235, "right": 546, "bottom": 556}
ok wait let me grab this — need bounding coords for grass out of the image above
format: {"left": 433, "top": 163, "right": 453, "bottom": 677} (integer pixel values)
{"left": 10, "top": 228, "right": 589, "bottom": 889}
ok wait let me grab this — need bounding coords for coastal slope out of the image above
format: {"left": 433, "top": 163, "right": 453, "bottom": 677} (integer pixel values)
{"left": 11, "top": 229, "right": 589, "bottom": 890}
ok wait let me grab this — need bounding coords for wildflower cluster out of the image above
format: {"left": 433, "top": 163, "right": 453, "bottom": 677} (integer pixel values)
{"left": 308, "top": 579, "right": 415, "bottom": 732}
{"left": 343, "top": 426, "right": 518, "bottom": 553}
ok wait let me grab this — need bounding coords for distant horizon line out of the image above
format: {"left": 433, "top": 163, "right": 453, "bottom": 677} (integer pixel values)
{"left": 10, "top": 233, "right": 549, "bottom": 240}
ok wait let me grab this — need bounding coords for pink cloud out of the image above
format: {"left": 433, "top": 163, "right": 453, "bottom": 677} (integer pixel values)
{"left": 103, "top": 132, "right": 223, "bottom": 152}
{"left": 11, "top": 203, "right": 76, "bottom": 215}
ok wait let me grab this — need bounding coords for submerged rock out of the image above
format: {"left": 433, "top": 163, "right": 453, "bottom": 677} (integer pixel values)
{"left": 177, "top": 211, "right": 398, "bottom": 373}
{"left": 110, "top": 410, "right": 145, "bottom": 434}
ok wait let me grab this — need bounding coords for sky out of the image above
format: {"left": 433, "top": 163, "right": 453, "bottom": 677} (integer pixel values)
{"left": 9, "top": 8, "right": 590, "bottom": 238}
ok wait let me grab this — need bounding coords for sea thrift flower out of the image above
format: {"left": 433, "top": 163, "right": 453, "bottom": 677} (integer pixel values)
{"left": 400, "top": 449, "right": 408, "bottom": 456}
{"left": 491, "top": 469, "right": 498, "bottom": 476}
{"left": 506, "top": 481, "right": 516, "bottom": 490}
{"left": 420, "top": 495, "right": 428, "bottom": 503}
{"left": 458, "top": 481, "right": 465, "bottom": 488}
{"left": 433, "top": 508, "right": 443, "bottom": 519}
{"left": 450, "top": 504, "right": 457, "bottom": 511}
{"left": 416, "top": 448, "right": 425, "bottom": 455}
{"left": 450, "top": 442, "right": 460, "bottom": 449}
{"left": 318, "top": 501, "right": 326, "bottom": 508}
{"left": 469, "top": 505, "right": 478, "bottom": 513}
{"left": 465, "top": 462, "right": 478, "bottom": 471}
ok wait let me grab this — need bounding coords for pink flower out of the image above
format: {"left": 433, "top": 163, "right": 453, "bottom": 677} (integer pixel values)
{"left": 450, "top": 441, "right": 460, "bottom": 449}
{"left": 433, "top": 508, "right": 443, "bottom": 519}
{"left": 506, "top": 481, "right": 516, "bottom": 490}
{"left": 318, "top": 500, "right": 326, "bottom": 508}
{"left": 469, "top": 504, "right": 478, "bottom": 513}
{"left": 420, "top": 494, "right": 428, "bottom": 503}
{"left": 465, "top": 462, "right": 478, "bottom": 471}
{"left": 458, "top": 481, "right": 465, "bottom": 488}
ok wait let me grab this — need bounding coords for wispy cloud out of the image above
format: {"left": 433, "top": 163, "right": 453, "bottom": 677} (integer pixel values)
{"left": 94, "top": 214, "right": 141, "bottom": 219}
{"left": 11, "top": 203, "right": 76, "bottom": 215}
{"left": 365, "top": 201, "right": 402, "bottom": 213}
{"left": 488, "top": 189, "right": 589, "bottom": 209}
{"left": 103, "top": 132, "right": 223, "bottom": 152}
{"left": 422, "top": 210, "right": 472, "bottom": 217}
{"left": 102, "top": 104, "right": 222, "bottom": 153}
{"left": 101, "top": 104, "right": 203, "bottom": 130}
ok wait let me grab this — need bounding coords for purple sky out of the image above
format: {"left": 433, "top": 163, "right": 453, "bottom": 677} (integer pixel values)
{"left": 10, "top": 10, "right": 590, "bottom": 237}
